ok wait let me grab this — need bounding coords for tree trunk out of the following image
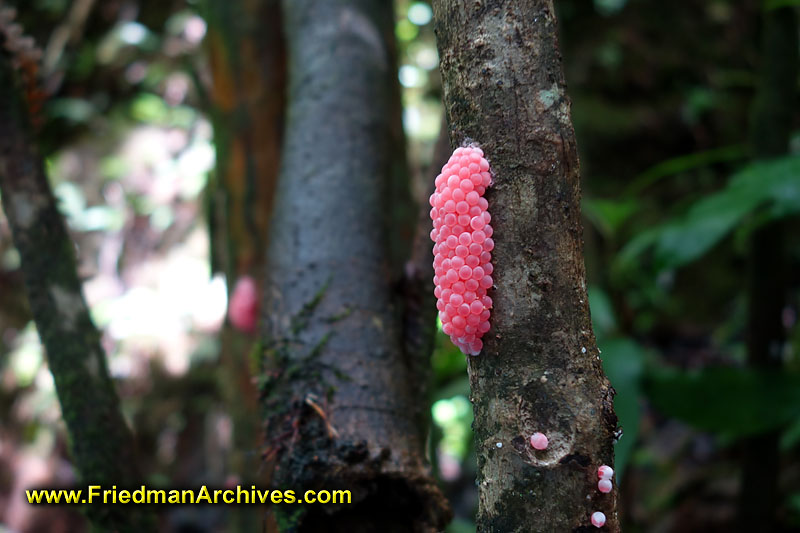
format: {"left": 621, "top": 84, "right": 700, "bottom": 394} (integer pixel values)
{"left": 739, "top": 4, "right": 797, "bottom": 531}
{"left": 204, "top": 0, "right": 285, "bottom": 279}
{"left": 261, "top": 1, "right": 450, "bottom": 531}
{"left": 431, "top": 2, "right": 620, "bottom": 531}
{"left": 202, "top": 2, "right": 287, "bottom": 530}
{"left": 0, "top": 37, "right": 151, "bottom": 532}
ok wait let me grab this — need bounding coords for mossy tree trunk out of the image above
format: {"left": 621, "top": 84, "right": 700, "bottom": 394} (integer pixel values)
{"left": 0, "top": 37, "right": 151, "bottom": 533}
{"left": 260, "top": 0, "right": 450, "bottom": 531}
{"left": 431, "top": 1, "right": 620, "bottom": 531}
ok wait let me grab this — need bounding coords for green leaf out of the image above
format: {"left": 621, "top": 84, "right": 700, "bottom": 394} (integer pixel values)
{"left": 621, "top": 154, "right": 800, "bottom": 270}
{"left": 583, "top": 198, "right": 639, "bottom": 237}
{"left": 588, "top": 286, "right": 617, "bottom": 337}
{"left": 652, "top": 181, "right": 762, "bottom": 268}
{"left": 645, "top": 367, "right": 800, "bottom": 437}
{"left": 600, "top": 338, "right": 646, "bottom": 478}
{"left": 625, "top": 144, "right": 746, "bottom": 195}
{"left": 765, "top": 0, "right": 800, "bottom": 10}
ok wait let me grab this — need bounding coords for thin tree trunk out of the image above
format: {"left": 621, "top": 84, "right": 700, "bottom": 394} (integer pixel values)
{"left": 261, "top": 1, "right": 450, "bottom": 531}
{"left": 739, "top": 4, "right": 797, "bottom": 531}
{"left": 202, "top": 2, "right": 287, "bottom": 530}
{"left": 0, "top": 39, "right": 151, "bottom": 532}
{"left": 204, "top": 0, "right": 286, "bottom": 278}
{"left": 432, "top": 2, "right": 619, "bottom": 531}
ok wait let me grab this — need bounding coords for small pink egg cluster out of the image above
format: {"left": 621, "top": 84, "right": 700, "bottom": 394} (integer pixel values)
{"left": 429, "top": 146, "right": 494, "bottom": 356}
{"left": 597, "top": 465, "right": 613, "bottom": 493}
{"left": 590, "top": 465, "right": 614, "bottom": 528}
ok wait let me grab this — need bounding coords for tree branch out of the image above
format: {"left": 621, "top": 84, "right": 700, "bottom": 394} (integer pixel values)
{"left": 261, "top": 1, "right": 450, "bottom": 530}
{"left": 432, "top": 1, "right": 619, "bottom": 530}
{"left": 0, "top": 35, "right": 150, "bottom": 532}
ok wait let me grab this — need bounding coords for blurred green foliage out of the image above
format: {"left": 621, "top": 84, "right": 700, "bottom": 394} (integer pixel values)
{"left": 620, "top": 154, "right": 800, "bottom": 271}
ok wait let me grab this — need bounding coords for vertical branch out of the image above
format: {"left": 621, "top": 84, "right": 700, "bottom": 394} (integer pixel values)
{"left": 739, "top": 4, "right": 798, "bottom": 530}
{"left": 202, "top": 3, "right": 286, "bottom": 529}
{"left": 262, "top": 0, "right": 450, "bottom": 530}
{"left": 432, "top": 1, "right": 619, "bottom": 531}
{"left": 204, "top": 0, "right": 286, "bottom": 278}
{"left": 0, "top": 38, "right": 150, "bottom": 532}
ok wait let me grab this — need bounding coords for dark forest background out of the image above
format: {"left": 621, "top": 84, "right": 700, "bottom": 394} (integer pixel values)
{"left": 0, "top": 0, "right": 799, "bottom": 531}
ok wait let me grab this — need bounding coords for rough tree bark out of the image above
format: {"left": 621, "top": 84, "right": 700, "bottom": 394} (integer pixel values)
{"left": 261, "top": 1, "right": 450, "bottom": 531}
{"left": 432, "top": 1, "right": 620, "bottom": 531}
{"left": 739, "top": 4, "right": 798, "bottom": 531}
{"left": 0, "top": 36, "right": 150, "bottom": 532}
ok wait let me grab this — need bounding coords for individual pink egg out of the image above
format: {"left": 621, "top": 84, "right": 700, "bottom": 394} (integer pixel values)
{"left": 591, "top": 512, "right": 606, "bottom": 528}
{"left": 598, "top": 479, "right": 612, "bottom": 493}
{"left": 530, "top": 432, "right": 548, "bottom": 450}
{"left": 228, "top": 276, "right": 259, "bottom": 333}
{"left": 598, "top": 465, "right": 614, "bottom": 480}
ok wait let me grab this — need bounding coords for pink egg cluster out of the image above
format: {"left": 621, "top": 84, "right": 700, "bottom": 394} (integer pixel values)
{"left": 429, "top": 146, "right": 494, "bottom": 356}
{"left": 597, "top": 464, "right": 614, "bottom": 493}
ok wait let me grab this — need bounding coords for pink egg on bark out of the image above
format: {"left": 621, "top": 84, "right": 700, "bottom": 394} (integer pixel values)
{"left": 591, "top": 511, "right": 606, "bottom": 528}
{"left": 598, "top": 465, "right": 614, "bottom": 480}
{"left": 430, "top": 146, "right": 493, "bottom": 356}
{"left": 598, "top": 479, "right": 612, "bottom": 493}
{"left": 530, "top": 432, "right": 548, "bottom": 450}
{"left": 228, "top": 276, "right": 259, "bottom": 333}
